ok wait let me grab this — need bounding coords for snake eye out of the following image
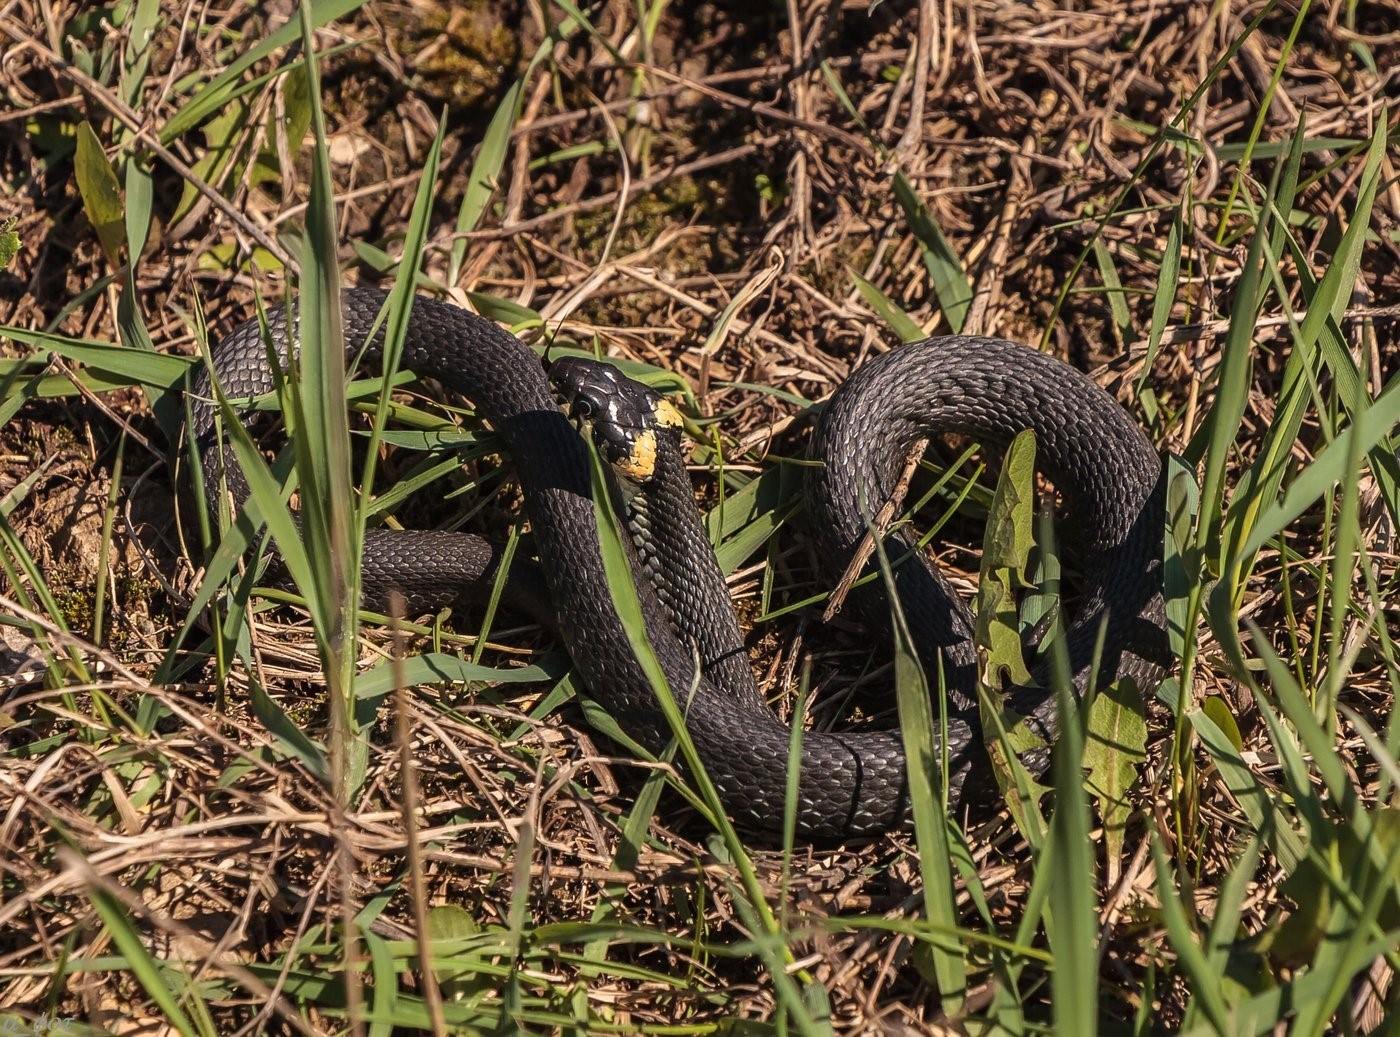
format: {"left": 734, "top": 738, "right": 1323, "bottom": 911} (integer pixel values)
{"left": 573, "top": 397, "right": 595, "bottom": 420}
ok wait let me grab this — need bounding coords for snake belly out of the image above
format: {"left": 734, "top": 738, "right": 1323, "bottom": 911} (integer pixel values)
{"left": 191, "top": 287, "right": 1167, "bottom": 840}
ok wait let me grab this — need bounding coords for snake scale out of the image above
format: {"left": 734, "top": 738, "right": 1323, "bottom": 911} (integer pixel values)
{"left": 191, "top": 287, "right": 1167, "bottom": 840}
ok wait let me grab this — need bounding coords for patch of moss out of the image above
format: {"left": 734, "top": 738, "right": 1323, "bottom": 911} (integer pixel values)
{"left": 385, "top": 2, "right": 522, "bottom": 111}
{"left": 52, "top": 583, "right": 95, "bottom": 637}
{"left": 569, "top": 169, "right": 763, "bottom": 333}
{"left": 578, "top": 172, "right": 744, "bottom": 273}
{"left": 803, "top": 236, "right": 879, "bottom": 302}
{"left": 576, "top": 175, "right": 697, "bottom": 253}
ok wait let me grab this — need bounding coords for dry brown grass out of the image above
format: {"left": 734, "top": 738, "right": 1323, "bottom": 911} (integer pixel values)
{"left": 1, "top": 0, "right": 1398, "bottom": 1032}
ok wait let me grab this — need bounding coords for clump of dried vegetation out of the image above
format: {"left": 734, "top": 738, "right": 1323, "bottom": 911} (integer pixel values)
{"left": 1, "top": 0, "right": 1398, "bottom": 1033}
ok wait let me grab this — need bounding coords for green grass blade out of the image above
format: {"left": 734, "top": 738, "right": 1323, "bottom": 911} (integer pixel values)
{"left": 1150, "top": 835, "right": 1232, "bottom": 1032}
{"left": 161, "top": 0, "right": 369, "bottom": 142}
{"left": 1293, "top": 109, "right": 1388, "bottom": 395}
{"left": 355, "top": 653, "right": 561, "bottom": 700}
{"left": 1240, "top": 372, "right": 1400, "bottom": 559}
{"left": 1091, "top": 238, "right": 1132, "bottom": 346}
{"left": 891, "top": 170, "right": 972, "bottom": 333}
{"left": 585, "top": 440, "right": 828, "bottom": 1035}
{"left": 83, "top": 882, "right": 203, "bottom": 1037}
{"left": 1136, "top": 207, "right": 1182, "bottom": 396}
{"left": 1036, "top": 516, "right": 1098, "bottom": 1037}
{"left": 849, "top": 268, "right": 924, "bottom": 342}
{"left": 871, "top": 513, "right": 966, "bottom": 1012}
{"left": 449, "top": 78, "right": 524, "bottom": 285}
{"left": 1037, "top": 0, "right": 1283, "bottom": 347}
{"left": 290, "top": 4, "right": 360, "bottom": 798}
{"left": 356, "top": 113, "right": 445, "bottom": 536}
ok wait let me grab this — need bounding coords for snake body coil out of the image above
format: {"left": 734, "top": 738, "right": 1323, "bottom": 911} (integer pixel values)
{"left": 192, "top": 287, "right": 1167, "bottom": 840}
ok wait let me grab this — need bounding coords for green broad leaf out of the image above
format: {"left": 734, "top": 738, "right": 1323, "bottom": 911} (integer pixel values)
{"left": 24, "top": 113, "right": 77, "bottom": 166}
{"left": 1201, "top": 696, "right": 1243, "bottom": 751}
{"left": 355, "top": 653, "right": 563, "bottom": 700}
{"left": 850, "top": 267, "right": 924, "bottom": 342}
{"left": 279, "top": 59, "right": 314, "bottom": 165}
{"left": 426, "top": 904, "right": 479, "bottom": 943}
{"left": 425, "top": 904, "right": 488, "bottom": 1002}
{"left": 892, "top": 170, "right": 972, "bottom": 333}
{"left": 978, "top": 572, "right": 1029, "bottom": 689}
{"left": 1083, "top": 678, "right": 1147, "bottom": 879}
{"left": 976, "top": 431, "right": 1048, "bottom": 841}
{"left": 196, "top": 240, "right": 286, "bottom": 274}
{"left": 975, "top": 429, "right": 1036, "bottom": 690}
{"left": 0, "top": 217, "right": 19, "bottom": 268}
{"left": 74, "top": 121, "right": 126, "bottom": 266}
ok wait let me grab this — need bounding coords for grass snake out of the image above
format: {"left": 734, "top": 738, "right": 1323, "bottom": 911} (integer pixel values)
{"left": 191, "top": 287, "right": 1167, "bottom": 840}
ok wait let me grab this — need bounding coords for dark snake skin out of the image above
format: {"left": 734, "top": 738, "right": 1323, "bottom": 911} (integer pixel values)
{"left": 191, "top": 287, "right": 1167, "bottom": 840}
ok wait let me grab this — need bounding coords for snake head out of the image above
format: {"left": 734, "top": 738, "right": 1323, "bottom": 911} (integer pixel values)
{"left": 546, "top": 357, "right": 682, "bottom": 483}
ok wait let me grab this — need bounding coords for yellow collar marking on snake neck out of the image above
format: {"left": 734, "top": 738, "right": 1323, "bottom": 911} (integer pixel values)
{"left": 655, "top": 398, "right": 684, "bottom": 428}
{"left": 610, "top": 398, "right": 678, "bottom": 481}
{"left": 617, "top": 428, "right": 659, "bottom": 481}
